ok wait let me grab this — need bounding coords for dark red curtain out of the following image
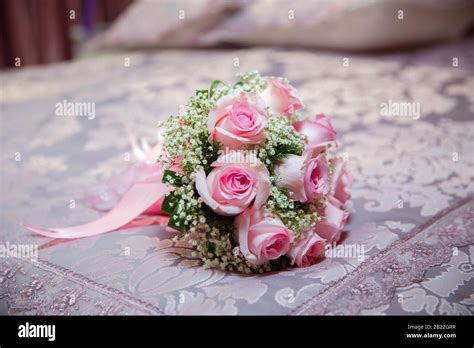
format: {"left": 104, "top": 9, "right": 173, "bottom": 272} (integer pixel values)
{"left": 0, "top": 0, "right": 132, "bottom": 69}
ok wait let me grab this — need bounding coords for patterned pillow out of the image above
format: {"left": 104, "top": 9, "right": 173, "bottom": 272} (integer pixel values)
{"left": 199, "top": 0, "right": 473, "bottom": 50}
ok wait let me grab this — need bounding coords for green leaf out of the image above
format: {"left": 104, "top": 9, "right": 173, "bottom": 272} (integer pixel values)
{"left": 206, "top": 240, "right": 216, "bottom": 254}
{"left": 161, "top": 193, "right": 188, "bottom": 233}
{"left": 160, "top": 191, "right": 179, "bottom": 215}
{"left": 162, "top": 169, "right": 182, "bottom": 186}
{"left": 233, "top": 81, "right": 244, "bottom": 89}
{"left": 209, "top": 80, "right": 223, "bottom": 97}
{"left": 269, "top": 256, "right": 290, "bottom": 271}
{"left": 167, "top": 211, "right": 187, "bottom": 233}
{"left": 195, "top": 89, "right": 208, "bottom": 98}
{"left": 203, "top": 140, "right": 220, "bottom": 172}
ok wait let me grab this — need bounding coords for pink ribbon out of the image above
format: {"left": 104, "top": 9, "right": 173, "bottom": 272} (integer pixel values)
{"left": 24, "top": 163, "right": 170, "bottom": 239}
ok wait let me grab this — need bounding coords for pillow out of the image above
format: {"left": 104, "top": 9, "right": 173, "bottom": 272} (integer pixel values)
{"left": 86, "top": 0, "right": 246, "bottom": 51}
{"left": 199, "top": 0, "right": 473, "bottom": 51}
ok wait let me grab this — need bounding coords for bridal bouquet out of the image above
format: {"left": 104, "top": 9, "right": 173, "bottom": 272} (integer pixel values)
{"left": 27, "top": 71, "right": 352, "bottom": 273}
{"left": 157, "top": 72, "right": 352, "bottom": 272}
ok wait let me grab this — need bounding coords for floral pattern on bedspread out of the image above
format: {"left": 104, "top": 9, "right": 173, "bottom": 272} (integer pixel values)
{"left": 0, "top": 39, "right": 473, "bottom": 314}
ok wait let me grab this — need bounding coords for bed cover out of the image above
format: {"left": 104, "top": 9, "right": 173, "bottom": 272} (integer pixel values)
{"left": 1, "top": 39, "right": 473, "bottom": 315}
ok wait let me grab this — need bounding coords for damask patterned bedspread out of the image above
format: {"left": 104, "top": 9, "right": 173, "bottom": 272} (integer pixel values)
{"left": 1, "top": 39, "right": 473, "bottom": 315}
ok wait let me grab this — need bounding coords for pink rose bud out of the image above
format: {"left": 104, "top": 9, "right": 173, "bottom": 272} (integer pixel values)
{"left": 314, "top": 196, "right": 349, "bottom": 243}
{"left": 330, "top": 157, "right": 352, "bottom": 204}
{"left": 293, "top": 113, "right": 337, "bottom": 151}
{"left": 259, "top": 77, "right": 304, "bottom": 117}
{"left": 275, "top": 148, "right": 330, "bottom": 203}
{"left": 195, "top": 153, "right": 270, "bottom": 216}
{"left": 287, "top": 230, "right": 326, "bottom": 267}
{"left": 235, "top": 208, "right": 294, "bottom": 265}
{"left": 207, "top": 91, "right": 269, "bottom": 150}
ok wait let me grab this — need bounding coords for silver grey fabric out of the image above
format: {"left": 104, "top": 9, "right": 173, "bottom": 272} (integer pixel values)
{"left": 1, "top": 39, "right": 473, "bottom": 315}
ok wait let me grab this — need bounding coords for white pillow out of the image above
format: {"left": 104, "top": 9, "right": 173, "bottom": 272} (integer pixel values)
{"left": 200, "top": 0, "right": 473, "bottom": 50}
{"left": 86, "top": 0, "right": 246, "bottom": 50}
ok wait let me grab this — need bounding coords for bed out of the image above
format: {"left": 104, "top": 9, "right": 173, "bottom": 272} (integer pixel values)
{"left": 0, "top": 37, "right": 473, "bottom": 315}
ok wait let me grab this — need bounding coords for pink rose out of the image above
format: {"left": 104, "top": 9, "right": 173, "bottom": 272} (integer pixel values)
{"left": 207, "top": 91, "right": 268, "bottom": 150}
{"left": 259, "top": 77, "right": 304, "bottom": 117}
{"left": 330, "top": 157, "right": 352, "bottom": 204}
{"left": 293, "top": 113, "right": 337, "bottom": 151}
{"left": 314, "top": 196, "right": 349, "bottom": 243}
{"left": 275, "top": 148, "right": 330, "bottom": 203}
{"left": 195, "top": 153, "right": 270, "bottom": 216}
{"left": 236, "top": 208, "right": 294, "bottom": 265}
{"left": 287, "top": 230, "right": 326, "bottom": 267}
